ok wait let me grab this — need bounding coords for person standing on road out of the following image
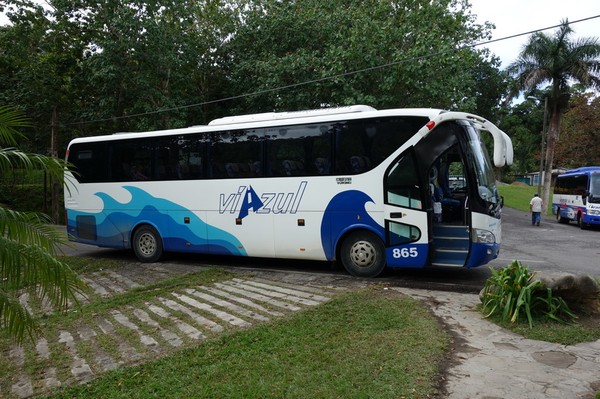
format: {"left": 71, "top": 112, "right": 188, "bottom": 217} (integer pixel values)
{"left": 530, "top": 193, "right": 543, "bottom": 226}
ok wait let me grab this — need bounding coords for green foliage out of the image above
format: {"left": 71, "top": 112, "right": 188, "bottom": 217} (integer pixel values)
{"left": 556, "top": 93, "right": 600, "bottom": 168}
{"left": 1, "top": 105, "right": 83, "bottom": 344}
{"left": 498, "top": 98, "right": 545, "bottom": 175}
{"left": 481, "top": 260, "right": 575, "bottom": 328}
{"left": 226, "top": 0, "right": 506, "bottom": 117}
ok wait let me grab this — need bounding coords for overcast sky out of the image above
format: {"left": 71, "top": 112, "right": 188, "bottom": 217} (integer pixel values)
{"left": 469, "top": 0, "right": 600, "bottom": 68}
{"left": 1, "top": 1, "right": 599, "bottom": 70}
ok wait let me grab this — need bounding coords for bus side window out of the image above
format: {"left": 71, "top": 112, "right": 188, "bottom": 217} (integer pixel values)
{"left": 282, "top": 160, "right": 304, "bottom": 176}
{"left": 349, "top": 155, "right": 371, "bottom": 173}
{"left": 249, "top": 161, "right": 262, "bottom": 176}
{"left": 314, "top": 157, "right": 330, "bottom": 175}
{"left": 386, "top": 151, "right": 422, "bottom": 209}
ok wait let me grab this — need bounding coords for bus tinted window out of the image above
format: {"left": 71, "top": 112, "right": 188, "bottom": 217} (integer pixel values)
{"left": 555, "top": 174, "right": 588, "bottom": 195}
{"left": 267, "top": 124, "right": 332, "bottom": 177}
{"left": 172, "top": 134, "right": 206, "bottom": 180}
{"left": 210, "top": 129, "right": 263, "bottom": 178}
{"left": 112, "top": 138, "right": 153, "bottom": 181}
{"left": 336, "top": 117, "right": 427, "bottom": 175}
{"left": 69, "top": 142, "right": 110, "bottom": 183}
{"left": 68, "top": 116, "right": 426, "bottom": 183}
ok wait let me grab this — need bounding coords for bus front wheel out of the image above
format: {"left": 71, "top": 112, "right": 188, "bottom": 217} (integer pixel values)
{"left": 340, "top": 231, "right": 386, "bottom": 278}
{"left": 132, "top": 225, "right": 163, "bottom": 263}
{"left": 577, "top": 214, "right": 588, "bottom": 230}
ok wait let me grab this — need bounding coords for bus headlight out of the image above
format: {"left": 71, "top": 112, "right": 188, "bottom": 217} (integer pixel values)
{"left": 472, "top": 228, "right": 496, "bottom": 244}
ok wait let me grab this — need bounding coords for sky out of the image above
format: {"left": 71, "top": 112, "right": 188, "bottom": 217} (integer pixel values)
{"left": 1, "top": 1, "right": 599, "bottom": 69}
{"left": 468, "top": 0, "right": 600, "bottom": 68}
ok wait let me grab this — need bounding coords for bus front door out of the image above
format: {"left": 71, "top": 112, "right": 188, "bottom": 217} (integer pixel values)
{"left": 383, "top": 152, "right": 429, "bottom": 268}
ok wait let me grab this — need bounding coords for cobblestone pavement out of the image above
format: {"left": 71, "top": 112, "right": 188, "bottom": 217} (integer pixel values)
{"left": 6, "top": 262, "right": 600, "bottom": 399}
{"left": 5, "top": 264, "right": 362, "bottom": 398}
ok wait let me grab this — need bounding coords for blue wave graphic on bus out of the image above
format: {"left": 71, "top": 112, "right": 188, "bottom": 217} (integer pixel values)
{"left": 67, "top": 186, "right": 246, "bottom": 256}
{"left": 320, "top": 190, "right": 384, "bottom": 261}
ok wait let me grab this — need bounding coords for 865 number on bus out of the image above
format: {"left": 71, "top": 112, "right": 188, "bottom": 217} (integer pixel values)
{"left": 392, "top": 247, "right": 419, "bottom": 258}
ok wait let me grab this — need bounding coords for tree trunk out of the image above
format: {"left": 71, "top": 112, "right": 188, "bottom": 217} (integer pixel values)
{"left": 50, "top": 106, "right": 60, "bottom": 224}
{"left": 541, "top": 108, "right": 562, "bottom": 215}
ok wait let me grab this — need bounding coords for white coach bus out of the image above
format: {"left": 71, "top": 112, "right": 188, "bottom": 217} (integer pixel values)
{"left": 64, "top": 105, "right": 513, "bottom": 277}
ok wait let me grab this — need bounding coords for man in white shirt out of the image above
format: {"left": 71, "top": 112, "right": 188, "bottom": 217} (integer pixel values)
{"left": 530, "top": 193, "right": 543, "bottom": 226}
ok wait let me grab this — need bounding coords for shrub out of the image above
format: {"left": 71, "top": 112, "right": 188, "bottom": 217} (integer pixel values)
{"left": 481, "top": 260, "right": 575, "bottom": 328}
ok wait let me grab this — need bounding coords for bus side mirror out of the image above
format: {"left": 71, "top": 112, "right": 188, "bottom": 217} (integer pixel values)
{"left": 500, "top": 196, "right": 504, "bottom": 208}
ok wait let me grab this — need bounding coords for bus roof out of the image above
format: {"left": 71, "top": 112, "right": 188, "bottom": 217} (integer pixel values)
{"left": 559, "top": 166, "right": 600, "bottom": 176}
{"left": 69, "top": 106, "right": 447, "bottom": 144}
{"left": 207, "top": 105, "right": 378, "bottom": 125}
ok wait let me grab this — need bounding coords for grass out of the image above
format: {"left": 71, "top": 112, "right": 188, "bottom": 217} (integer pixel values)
{"left": 58, "top": 255, "right": 130, "bottom": 273}
{"left": 497, "top": 184, "right": 552, "bottom": 215}
{"left": 45, "top": 288, "right": 449, "bottom": 399}
{"left": 497, "top": 317, "right": 600, "bottom": 345}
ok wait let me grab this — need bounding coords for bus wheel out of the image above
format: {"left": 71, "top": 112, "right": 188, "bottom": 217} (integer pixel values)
{"left": 340, "top": 231, "right": 386, "bottom": 277}
{"left": 577, "top": 215, "right": 588, "bottom": 230}
{"left": 556, "top": 210, "right": 567, "bottom": 224}
{"left": 132, "top": 225, "right": 163, "bottom": 263}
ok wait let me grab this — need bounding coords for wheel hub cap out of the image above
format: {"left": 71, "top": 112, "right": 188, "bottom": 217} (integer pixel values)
{"left": 350, "top": 240, "right": 376, "bottom": 268}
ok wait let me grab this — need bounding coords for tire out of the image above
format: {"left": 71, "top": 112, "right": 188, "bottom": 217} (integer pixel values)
{"left": 577, "top": 214, "right": 588, "bottom": 230}
{"left": 132, "top": 225, "right": 163, "bottom": 263}
{"left": 556, "top": 208, "right": 568, "bottom": 224}
{"left": 340, "top": 231, "right": 386, "bottom": 277}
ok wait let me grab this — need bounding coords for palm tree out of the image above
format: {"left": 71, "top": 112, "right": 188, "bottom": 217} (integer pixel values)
{"left": 0, "top": 105, "right": 83, "bottom": 344}
{"left": 508, "top": 20, "right": 600, "bottom": 212}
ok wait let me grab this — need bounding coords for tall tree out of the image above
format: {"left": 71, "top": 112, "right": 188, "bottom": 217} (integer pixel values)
{"left": 0, "top": 105, "right": 83, "bottom": 344}
{"left": 555, "top": 93, "right": 600, "bottom": 168}
{"left": 0, "top": 1, "right": 85, "bottom": 221}
{"left": 507, "top": 21, "right": 600, "bottom": 211}
{"left": 224, "top": 0, "right": 506, "bottom": 118}
{"left": 499, "top": 100, "right": 544, "bottom": 175}
{"left": 52, "top": 0, "right": 235, "bottom": 133}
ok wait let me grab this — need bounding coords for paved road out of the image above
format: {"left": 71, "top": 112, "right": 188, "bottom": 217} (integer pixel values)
{"left": 489, "top": 206, "right": 600, "bottom": 275}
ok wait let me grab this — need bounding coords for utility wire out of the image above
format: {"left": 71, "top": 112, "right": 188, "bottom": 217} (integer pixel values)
{"left": 67, "top": 15, "right": 600, "bottom": 126}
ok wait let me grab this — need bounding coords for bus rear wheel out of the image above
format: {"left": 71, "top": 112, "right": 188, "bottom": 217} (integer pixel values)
{"left": 132, "top": 225, "right": 163, "bottom": 263}
{"left": 340, "top": 231, "right": 386, "bottom": 277}
{"left": 556, "top": 209, "right": 568, "bottom": 224}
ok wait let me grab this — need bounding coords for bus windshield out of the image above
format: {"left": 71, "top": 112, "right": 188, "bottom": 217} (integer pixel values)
{"left": 590, "top": 173, "right": 600, "bottom": 203}
{"left": 465, "top": 123, "right": 498, "bottom": 204}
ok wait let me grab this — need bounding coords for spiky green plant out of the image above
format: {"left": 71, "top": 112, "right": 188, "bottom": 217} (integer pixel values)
{"left": 0, "top": 105, "right": 84, "bottom": 344}
{"left": 481, "top": 260, "right": 575, "bottom": 328}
